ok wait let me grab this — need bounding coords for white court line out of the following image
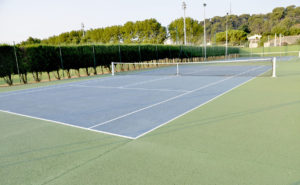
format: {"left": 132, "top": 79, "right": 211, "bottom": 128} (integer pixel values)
{"left": 0, "top": 85, "right": 72, "bottom": 98}
{"left": 181, "top": 66, "right": 216, "bottom": 75}
{"left": 89, "top": 65, "right": 265, "bottom": 129}
{"left": 118, "top": 66, "right": 218, "bottom": 89}
{"left": 0, "top": 75, "right": 129, "bottom": 98}
{"left": 240, "top": 51, "right": 299, "bottom": 55}
{"left": 120, "top": 76, "right": 175, "bottom": 88}
{"left": 135, "top": 67, "right": 270, "bottom": 139}
{"left": 76, "top": 75, "right": 131, "bottom": 85}
{"left": 70, "top": 84, "right": 190, "bottom": 93}
{"left": 0, "top": 109, "right": 134, "bottom": 140}
{"left": 0, "top": 65, "right": 268, "bottom": 140}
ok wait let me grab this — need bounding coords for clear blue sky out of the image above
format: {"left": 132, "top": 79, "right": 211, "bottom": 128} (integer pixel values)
{"left": 0, "top": 0, "right": 299, "bottom": 44}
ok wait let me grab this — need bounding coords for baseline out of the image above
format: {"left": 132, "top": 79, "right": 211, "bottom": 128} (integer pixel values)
{"left": 89, "top": 65, "right": 265, "bottom": 130}
{"left": 0, "top": 109, "right": 134, "bottom": 140}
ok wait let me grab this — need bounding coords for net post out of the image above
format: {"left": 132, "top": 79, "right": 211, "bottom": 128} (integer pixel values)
{"left": 272, "top": 57, "right": 276, "bottom": 78}
{"left": 298, "top": 51, "right": 300, "bottom": 58}
{"left": 176, "top": 63, "right": 179, "bottom": 76}
{"left": 111, "top": 62, "right": 115, "bottom": 76}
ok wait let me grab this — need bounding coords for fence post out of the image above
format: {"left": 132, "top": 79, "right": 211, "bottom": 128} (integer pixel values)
{"left": 156, "top": 45, "right": 158, "bottom": 61}
{"left": 118, "top": 45, "right": 122, "bottom": 62}
{"left": 138, "top": 45, "right": 142, "bottom": 62}
{"left": 13, "top": 41, "right": 21, "bottom": 83}
{"left": 59, "top": 46, "right": 65, "bottom": 79}
{"left": 92, "top": 45, "right": 97, "bottom": 74}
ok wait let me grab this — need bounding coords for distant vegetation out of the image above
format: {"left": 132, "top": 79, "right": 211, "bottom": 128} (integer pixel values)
{"left": 168, "top": 17, "right": 203, "bottom": 45}
{"left": 22, "top": 19, "right": 168, "bottom": 45}
{"left": 206, "top": 5, "right": 300, "bottom": 38}
{"left": 19, "top": 5, "right": 300, "bottom": 46}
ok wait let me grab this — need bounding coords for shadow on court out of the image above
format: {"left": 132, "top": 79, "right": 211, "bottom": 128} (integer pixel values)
{"left": 142, "top": 100, "right": 300, "bottom": 139}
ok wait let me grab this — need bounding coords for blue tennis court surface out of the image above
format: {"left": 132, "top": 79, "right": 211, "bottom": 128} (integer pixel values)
{"left": 0, "top": 64, "right": 271, "bottom": 139}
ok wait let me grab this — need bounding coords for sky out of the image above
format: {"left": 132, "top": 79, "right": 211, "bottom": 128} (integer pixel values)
{"left": 0, "top": 0, "right": 299, "bottom": 44}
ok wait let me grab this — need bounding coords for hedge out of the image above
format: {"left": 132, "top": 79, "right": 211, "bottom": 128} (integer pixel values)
{"left": 0, "top": 44, "right": 239, "bottom": 85}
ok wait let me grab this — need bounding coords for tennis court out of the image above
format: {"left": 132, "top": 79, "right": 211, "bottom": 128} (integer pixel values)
{"left": 1, "top": 56, "right": 300, "bottom": 185}
{"left": 0, "top": 59, "right": 272, "bottom": 139}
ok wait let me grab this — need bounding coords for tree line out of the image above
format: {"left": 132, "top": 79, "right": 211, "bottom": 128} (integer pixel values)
{"left": 20, "top": 5, "right": 300, "bottom": 46}
{"left": 207, "top": 5, "right": 300, "bottom": 45}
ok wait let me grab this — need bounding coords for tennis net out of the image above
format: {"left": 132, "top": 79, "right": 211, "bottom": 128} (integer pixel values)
{"left": 111, "top": 57, "right": 276, "bottom": 77}
{"left": 239, "top": 51, "right": 300, "bottom": 58}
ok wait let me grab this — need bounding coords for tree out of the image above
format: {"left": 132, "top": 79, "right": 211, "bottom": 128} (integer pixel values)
{"left": 121, "top": 21, "right": 136, "bottom": 43}
{"left": 20, "top": 37, "right": 41, "bottom": 45}
{"left": 216, "top": 30, "right": 247, "bottom": 45}
{"left": 24, "top": 5, "right": 300, "bottom": 46}
{"left": 270, "top": 7, "right": 285, "bottom": 22}
{"left": 168, "top": 17, "right": 203, "bottom": 45}
{"left": 248, "top": 15, "right": 265, "bottom": 34}
{"left": 290, "top": 25, "right": 300, "bottom": 35}
{"left": 135, "top": 19, "right": 167, "bottom": 44}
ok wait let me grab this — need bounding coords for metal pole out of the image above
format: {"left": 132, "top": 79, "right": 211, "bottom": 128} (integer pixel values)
{"left": 203, "top": 3, "right": 207, "bottom": 60}
{"left": 111, "top": 62, "right": 115, "bottom": 76}
{"left": 138, "top": 45, "right": 141, "bottom": 62}
{"left": 92, "top": 45, "right": 97, "bottom": 73}
{"left": 81, "top": 23, "right": 85, "bottom": 37}
{"left": 225, "top": 13, "right": 228, "bottom": 59}
{"left": 59, "top": 46, "right": 64, "bottom": 78}
{"left": 176, "top": 63, "right": 179, "bottom": 76}
{"left": 182, "top": 1, "right": 187, "bottom": 45}
{"left": 118, "top": 45, "right": 122, "bottom": 62}
{"left": 176, "top": 27, "right": 179, "bottom": 45}
{"left": 13, "top": 42, "right": 21, "bottom": 83}
{"left": 272, "top": 57, "right": 276, "bottom": 78}
{"left": 156, "top": 45, "right": 158, "bottom": 61}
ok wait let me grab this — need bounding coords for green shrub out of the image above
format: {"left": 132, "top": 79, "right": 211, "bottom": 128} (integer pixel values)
{"left": 0, "top": 44, "right": 239, "bottom": 85}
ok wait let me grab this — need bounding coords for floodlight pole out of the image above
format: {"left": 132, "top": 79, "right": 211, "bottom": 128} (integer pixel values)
{"left": 176, "top": 27, "right": 179, "bottom": 45}
{"left": 81, "top": 22, "right": 85, "bottom": 37}
{"left": 203, "top": 3, "right": 207, "bottom": 60}
{"left": 182, "top": 1, "right": 187, "bottom": 45}
{"left": 225, "top": 12, "right": 229, "bottom": 60}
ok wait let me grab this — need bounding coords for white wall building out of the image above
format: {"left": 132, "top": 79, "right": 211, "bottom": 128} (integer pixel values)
{"left": 248, "top": 34, "right": 262, "bottom": 48}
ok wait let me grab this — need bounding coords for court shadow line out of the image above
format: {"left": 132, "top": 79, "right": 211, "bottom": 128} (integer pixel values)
{"left": 39, "top": 140, "right": 131, "bottom": 185}
{"left": 143, "top": 100, "right": 300, "bottom": 138}
{"left": 0, "top": 140, "right": 129, "bottom": 169}
{"left": 0, "top": 135, "right": 115, "bottom": 159}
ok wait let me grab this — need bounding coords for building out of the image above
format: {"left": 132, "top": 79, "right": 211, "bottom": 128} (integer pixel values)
{"left": 264, "top": 35, "right": 300, "bottom": 47}
{"left": 248, "top": 34, "right": 262, "bottom": 48}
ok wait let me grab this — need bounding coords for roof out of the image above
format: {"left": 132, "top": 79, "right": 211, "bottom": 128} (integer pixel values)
{"left": 248, "top": 34, "right": 262, "bottom": 40}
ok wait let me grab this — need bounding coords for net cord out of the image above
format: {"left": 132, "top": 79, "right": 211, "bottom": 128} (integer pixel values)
{"left": 240, "top": 51, "right": 299, "bottom": 55}
{"left": 112, "top": 58, "right": 272, "bottom": 66}
{"left": 111, "top": 57, "right": 275, "bottom": 77}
